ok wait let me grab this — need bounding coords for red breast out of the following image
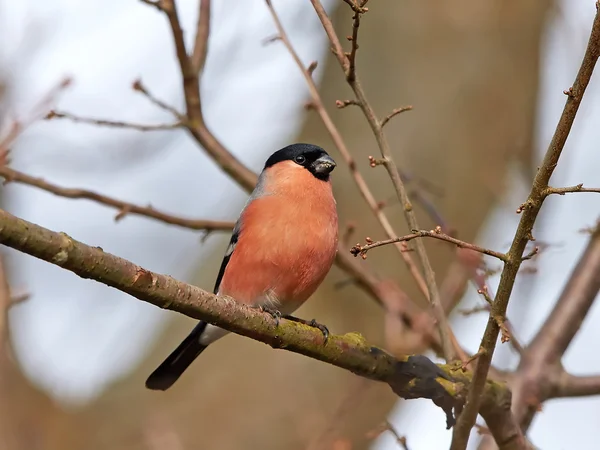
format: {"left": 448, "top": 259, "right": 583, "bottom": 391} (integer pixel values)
{"left": 218, "top": 160, "right": 338, "bottom": 311}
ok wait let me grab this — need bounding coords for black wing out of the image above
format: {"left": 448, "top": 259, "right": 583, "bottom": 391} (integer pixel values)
{"left": 212, "top": 223, "right": 240, "bottom": 294}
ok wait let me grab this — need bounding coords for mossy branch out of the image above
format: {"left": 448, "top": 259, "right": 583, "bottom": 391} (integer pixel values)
{"left": 0, "top": 207, "right": 520, "bottom": 439}
{"left": 0, "top": 208, "right": 454, "bottom": 424}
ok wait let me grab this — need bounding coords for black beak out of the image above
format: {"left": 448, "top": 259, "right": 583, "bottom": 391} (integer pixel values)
{"left": 312, "top": 154, "right": 336, "bottom": 175}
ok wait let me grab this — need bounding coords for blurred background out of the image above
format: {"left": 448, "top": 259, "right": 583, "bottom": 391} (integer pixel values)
{"left": 0, "top": 0, "right": 599, "bottom": 449}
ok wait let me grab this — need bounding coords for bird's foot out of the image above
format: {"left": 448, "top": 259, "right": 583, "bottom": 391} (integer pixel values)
{"left": 258, "top": 305, "right": 282, "bottom": 326}
{"left": 282, "top": 315, "right": 329, "bottom": 344}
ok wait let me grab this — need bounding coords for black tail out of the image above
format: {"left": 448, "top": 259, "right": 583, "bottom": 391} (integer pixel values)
{"left": 145, "top": 321, "right": 208, "bottom": 391}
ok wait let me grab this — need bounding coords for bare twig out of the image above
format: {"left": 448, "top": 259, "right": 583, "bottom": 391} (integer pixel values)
{"left": 381, "top": 106, "right": 413, "bottom": 128}
{"left": 310, "top": 0, "right": 456, "bottom": 362}
{"left": 555, "top": 373, "right": 600, "bottom": 398}
{"left": 335, "top": 99, "right": 360, "bottom": 108}
{"left": 451, "top": 7, "right": 600, "bottom": 449}
{"left": 350, "top": 228, "right": 508, "bottom": 262}
{"left": 191, "top": 0, "right": 211, "bottom": 73}
{"left": 0, "top": 166, "right": 234, "bottom": 232}
{"left": 46, "top": 110, "right": 182, "bottom": 131}
{"left": 345, "top": 0, "right": 368, "bottom": 82}
{"left": 132, "top": 79, "right": 184, "bottom": 119}
{"left": 384, "top": 422, "right": 410, "bottom": 450}
{"left": 544, "top": 184, "right": 600, "bottom": 196}
{"left": 0, "top": 255, "right": 10, "bottom": 344}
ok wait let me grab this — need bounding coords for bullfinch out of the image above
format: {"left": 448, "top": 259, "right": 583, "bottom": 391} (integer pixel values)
{"left": 146, "top": 143, "right": 338, "bottom": 391}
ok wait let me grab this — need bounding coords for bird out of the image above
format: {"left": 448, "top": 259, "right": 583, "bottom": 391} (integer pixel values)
{"left": 145, "top": 143, "right": 339, "bottom": 391}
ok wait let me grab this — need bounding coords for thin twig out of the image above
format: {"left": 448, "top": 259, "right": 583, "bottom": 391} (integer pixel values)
{"left": 191, "top": 0, "right": 211, "bottom": 73}
{"left": 132, "top": 79, "right": 184, "bottom": 119}
{"left": 46, "top": 110, "right": 181, "bottom": 131}
{"left": 345, "top": 0, "right": 367, "bottom": 82}
{"left": 451, "top": 7, "right": 600, "bottom": 449}
{"left": 310, "top": 0, "right": 456, "bottom": 362}
{"left": 0, "top": 255, "right": 10, "bottom": 344}
{"left": 0, "top": 166, "right": 234, "bottom": 232}
{"left": 544, "top": 183, "right": 600, "bottom": 196}
{"left": 350, "top": 228, "right": 508, "bottom": 262}
{"left": 381, "top": 106, "right": 413, "bottom": 128}
{"left": 385, "top": 422, "right": 410, "bottom": 450}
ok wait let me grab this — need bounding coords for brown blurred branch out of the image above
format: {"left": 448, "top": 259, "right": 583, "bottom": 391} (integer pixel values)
{"left": 191, "top": 0, "right": 211, "bottom": 73}
{"left": 309, "top": 0, "right": 456, "bottom": 362}
{"left": 554, "top": 373, "right": 600, "bottom": 398}
{"left": 0, "top": 251, "right": 23, "bottom": 450}
{"left": 0, "top": 255, "right": 10, "bottom": 345}
{"left": 452, "top": 5, "right": 600, "bottom": 449}
{"left": 0, "top": 166, "right": 234, "bottom": 232}
{"left": 0, "top": 207, "right": 463, "bottom": 427}
{"left": 350, "top": 229, "right": 508, "bottom": 262}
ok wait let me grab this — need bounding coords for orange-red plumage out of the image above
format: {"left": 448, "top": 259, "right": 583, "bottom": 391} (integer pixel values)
{"left": 219, "top": 160, "right": 338, "bottom": 311}
{"left": 145, "top": 144, "right": 338, "bottom": 391}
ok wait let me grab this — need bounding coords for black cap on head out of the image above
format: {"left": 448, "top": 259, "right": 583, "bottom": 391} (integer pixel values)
{"left": 264, "top": 143, "right": 336, "bottom": 181}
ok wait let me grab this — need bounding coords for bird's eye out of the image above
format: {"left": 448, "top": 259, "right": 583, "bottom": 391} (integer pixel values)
{"left": 294, "top": 155, "right": 306, "bottom": 165}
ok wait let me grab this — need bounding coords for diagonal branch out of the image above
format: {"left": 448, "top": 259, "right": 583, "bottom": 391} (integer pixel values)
{"left": 0, "top": 207, "right": 526, "bottom": 445}
{"left": 0, "top": 166, "right": 234, "bottom": 232}
{"left": 554, "top": 373, "right": 600, "bottom": 398}
{"left": 142, "top": 0, "right": 257, "bottom": 192}
{"left": 0, "top": 207, "right": 459, "bottom": 425}
{"left": 350, "top": 230, "right": 508, "bottom": 262}
{"left": 191, "top": 0, "right": 211, "bottom": 73}
{"left": 509, "top": 221, "right": 600, "bottom": 431}
{"left": 451, "top": 5, "right": 600, "bottom": 449}
{"left": 46, "top": 110, "right": 182, "bottom": 131}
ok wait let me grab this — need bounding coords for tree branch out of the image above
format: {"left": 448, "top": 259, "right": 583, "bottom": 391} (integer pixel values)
{"left": 350, "top": 229, "right": 508, "bottom": 262}
{"left": 0, "top": 166, "right": 234, "bottom": 232}
{"left": 510, "top": 220, "right": 600, "bottom": 430}
{"left": 0, "top": 207, "right": 462, "bottom": 425}
{"left": 554, "top": 373, "right": 600, "bottom": 398}
{"left": 142, "top": 0, "right": 257, "bottom": 192}
{"left": 46, "top": 110, "right": 181, "bottom": 131}
{"left": 191, "top": 0, "right": 211, "bottom": 73}
{"left": 544, "top": 184, "right": 600, "bottom": 196}
{"left": 309, "top": 0, "right": 456, "bottom": 362}
{"left": 0, "top": 207, "right": 530, "bottom": 445}
{"left": 451, "top": 5, "right": 600, "bottom": 448}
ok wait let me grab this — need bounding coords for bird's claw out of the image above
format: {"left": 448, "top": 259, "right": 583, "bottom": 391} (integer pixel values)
{"left": 259, "top": 305, "right": 282, "bottom": 326}
{"left": 308, "top": 319, "right": 329, "bottom": 343}
{"left": 283, "top": 315, "right": 329, "bottom": 344}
